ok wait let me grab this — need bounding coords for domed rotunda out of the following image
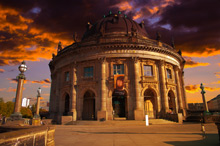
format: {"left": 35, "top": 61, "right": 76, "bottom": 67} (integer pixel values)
{"left": 49, "top": 12, "right": 187, "bottom": 124}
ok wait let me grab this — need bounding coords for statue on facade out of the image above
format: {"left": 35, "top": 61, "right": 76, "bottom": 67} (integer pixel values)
{"left": 57, "top": 41, "right": 62, "bottom": 53}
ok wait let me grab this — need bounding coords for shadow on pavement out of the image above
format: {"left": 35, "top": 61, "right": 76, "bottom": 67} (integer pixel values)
{"left": 165, "top": 133, "right": 219, "bottom": 146}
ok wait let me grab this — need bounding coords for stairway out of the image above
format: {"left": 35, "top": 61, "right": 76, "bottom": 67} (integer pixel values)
{"left": 64, "top": 119, "right": 178, "bottom": 125}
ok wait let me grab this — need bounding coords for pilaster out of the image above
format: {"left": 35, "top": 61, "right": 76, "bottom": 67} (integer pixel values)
{"left": 97, "top": 57, "right": 108, "bottom": 121}
{"left": 132, "top": 57, "right": 144, "bottom": 120}
{"left": 70, "top": 64, "right": 77, "bottom": 121}
{"left": 174, "top": 66, "right": 183, "bottom": 113}
{"left": 159, "top": 60, "right": 169, "bottom": 114}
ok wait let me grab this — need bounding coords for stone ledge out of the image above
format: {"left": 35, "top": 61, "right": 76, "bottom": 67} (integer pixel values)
{"left": 0, "top": 126, "right": 55, "bottom": 146}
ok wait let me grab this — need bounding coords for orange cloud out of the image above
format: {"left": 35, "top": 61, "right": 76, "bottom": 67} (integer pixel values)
{"left": 0, "top": 6, "right": 33, "bottom": 33}
{"left": 0, "top": 88, "right": 6, "bottom": 91}
{"left": 184, "top": 57, "right": 210, "bottom": 68}
{"left": 211, "top": 80, "right": 220, "bottom": 84}
{"left": 182, "top": 48, "right": 220, "bottom": 58}
{"left": 112, "top": 1, "right": 133, "bottom": 12}
{"left": 42, "top": 85, "right": 50, "bottom": 88}
{"left": 148, "top": 7, "right": 159, "bottom": 14}
{"left": 0, "top": 69, "right": 5, "bottom": 73}
{"left": 214, "top": 72, "right": 220, "bottom": 78}
{"left": 205, "top": 87, "right": 220, "bottom": 92}
{"left": 0, "top": 6, "right": 72, "bottom": 66}
{"left": 133, "top": 12, "right": 142, "bottom": 20}
{"left": 185, "top": 85, "right": 200, "bottom": 93}
{"left": 31, "top": 78, "right": 51, "bottom": 84}
{"left": 185, "top": 84, "right": 220, "bottom": 93}
{"left": 7, "top": 87, "right": 16, "bottom": 92}
{"left": 218, "top": 63, "right": 220, "bottom": 66}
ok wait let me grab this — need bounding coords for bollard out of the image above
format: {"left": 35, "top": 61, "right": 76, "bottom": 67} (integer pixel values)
{"left": 145, "top": 115, "right": 149, "bottom": 126}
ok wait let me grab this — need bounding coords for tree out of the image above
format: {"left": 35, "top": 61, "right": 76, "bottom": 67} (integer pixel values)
{"left": 31, "top": 103, "right": 36, "bottom": 114}
{"left": 5, "top": 101, "right": 14, "bottom": 117}
{"left": 0, "top": 98, "right": 7, "bottom": 116}
{"left": 21, "top": 107, "right": 33, "bottom": 118}
{"left": 0, "top": 99, "right": 14, "bottom": 117}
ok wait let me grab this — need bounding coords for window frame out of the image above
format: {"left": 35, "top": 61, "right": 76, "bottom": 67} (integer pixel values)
{"left": 166, "top": 68, "right": 172, "bottom": 79}
{"left": 113, "top": 64, "right": 124, "bottom": 75}
{"left": 143, "top": 65, "right": 153, "bottom": 77}
{"left": 65, "top": 71, "right": 70, "bottom": 82}
{"left": 84, "top": 66, "right": 94, "bottom": 78}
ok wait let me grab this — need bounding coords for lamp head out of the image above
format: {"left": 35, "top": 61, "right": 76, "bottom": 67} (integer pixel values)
{"left": 18, "top": 61, "right": 27, "bottom": 73}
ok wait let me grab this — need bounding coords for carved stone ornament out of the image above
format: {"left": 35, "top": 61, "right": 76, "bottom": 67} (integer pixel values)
{"left": 132, "top": 57, "right": 139, "bottom": 63}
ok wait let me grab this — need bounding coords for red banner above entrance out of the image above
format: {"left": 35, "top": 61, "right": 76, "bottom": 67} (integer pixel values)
{"left": 113, "top": 75, "right": 125, "bottom": 96}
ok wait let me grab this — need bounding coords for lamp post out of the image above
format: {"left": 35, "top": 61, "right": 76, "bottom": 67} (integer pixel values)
{"left": 34, "top": 87, "right": 41, "bottom": 119}
{"left": 11, "top": 61, "right": 27, "bottom": 120}
{"left": 200, "top": 83, "right": 209, "bottom": 112}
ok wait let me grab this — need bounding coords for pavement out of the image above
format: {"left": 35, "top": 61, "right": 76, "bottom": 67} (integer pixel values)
{"left": 54, "top": 122, "right": 219, "bottom": 146}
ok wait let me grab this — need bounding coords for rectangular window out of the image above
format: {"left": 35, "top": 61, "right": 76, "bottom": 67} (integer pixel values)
{"left": 65, "top": 72, "right": 70, "bottom": 82}
{"left": 166, "top": 69, "right": 172, "bottom": 79}
{"left": 113, "top": 64, "right": 124, "bottom": 75}
{"left": 144, "top": 65, "right": 153, "bottom": 76}
{"left": 84, "top": 66, "right": 93, "bottom": 77}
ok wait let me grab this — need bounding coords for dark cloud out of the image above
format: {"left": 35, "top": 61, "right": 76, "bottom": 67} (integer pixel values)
{"left": 0, "top": 0, "right": 219, "bottom": 66}
{"left": 157, "top": 0, "right": 220, "bottom": 55}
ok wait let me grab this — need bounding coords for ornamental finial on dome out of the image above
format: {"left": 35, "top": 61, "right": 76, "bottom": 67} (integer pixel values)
{"left": 87, "top": 22, "right": 92, "bottom": 30}
{"left": 140, "top": 20, "right": 145, "bottom": 28}
{"left": 171, "top": 37, "right": 175, "bottom": 49}
{"left": 156, "top": 31, "right": 161, "bottom": 41}
{"left": 73, "top": 32, "right": 78, "bottom": 43}
{"left": 178, "top": 49, "right": 182, "bottom": 56}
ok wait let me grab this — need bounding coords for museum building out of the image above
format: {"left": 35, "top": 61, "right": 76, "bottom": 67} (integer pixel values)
{"left": 49, "top": 12, "right": 188, "bottom": 123}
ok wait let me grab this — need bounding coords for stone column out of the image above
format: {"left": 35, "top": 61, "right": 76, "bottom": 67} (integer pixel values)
{"left": 11, "top": 73, "right": 25, "bottom": 120}
{"left": 97, "top": 57, "right": 108, "bottom": 121}
{"left": 70, "top": 65, "right": 77, "bottom": 121}
{"left": 174, "top": 66, "right": 183, "bottom": 112}
{"left": 181, "top": 71, "right": 188, "bottom": 111}
{"left": 56, "top": 71, "right": 61, "bottom": 122}
{"left": 49, "top": 75, "right": 56, "bottom": 119}
{"left": 36, "top": 95, "right": 40, "bottom": 117}
{"left": 133, "top": 57, "right": 144, "bottom": 120}
{"left": 159, "top": 60, "right": 169, "bottom": 115}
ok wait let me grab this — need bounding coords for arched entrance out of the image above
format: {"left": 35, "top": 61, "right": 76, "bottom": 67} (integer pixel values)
{"left": 168, "top": 90, "right": 176, "bottom": 113}
{"left": 63, "top": 94, "right": 70, "bottom": 116}
{"left": 82, "top": 90, "right": 96, "bottom": 120}
{"left": 112, "top": 90, "right": 127, "bottom": 118}
{"left": 144, "top": 89, "right": 156, "bottom": 118}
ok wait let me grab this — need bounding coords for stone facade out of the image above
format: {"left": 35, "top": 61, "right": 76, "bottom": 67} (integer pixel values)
{"left": 49, "top": 12, "right": 187, "bottom": 123}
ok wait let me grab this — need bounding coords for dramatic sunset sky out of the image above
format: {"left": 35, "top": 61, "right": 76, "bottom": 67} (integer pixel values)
{"left": 0, "top": 0, "right": 219, "bottom": 104}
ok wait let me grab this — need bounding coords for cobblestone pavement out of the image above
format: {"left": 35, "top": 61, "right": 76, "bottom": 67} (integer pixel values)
{"left": 55, "top": 123, "right": 219, "bottom": 146}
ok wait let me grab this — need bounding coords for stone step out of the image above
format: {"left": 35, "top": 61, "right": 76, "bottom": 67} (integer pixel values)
{"left": 64, "top": 119, "right": 178, "bottom": 125}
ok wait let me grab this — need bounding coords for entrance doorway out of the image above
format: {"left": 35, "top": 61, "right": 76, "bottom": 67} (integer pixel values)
{"left": 82, "top": 90, "right": 96, "bottom": 120}
{"left": 63, "top": 94, "right": 70, "bottom": 116}
{"left": 112, "top": 90, "right": 127, "bottom": 118}
{"left": 168, "top": 90, "right": 176, "bottom": 113}
{"left": 144, "top": 89, "right": 156, "bottom": 118}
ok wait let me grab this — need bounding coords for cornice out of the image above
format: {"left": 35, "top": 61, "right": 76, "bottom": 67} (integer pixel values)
{"left": 51, "top": 37, "right": 184, "bottom": 66}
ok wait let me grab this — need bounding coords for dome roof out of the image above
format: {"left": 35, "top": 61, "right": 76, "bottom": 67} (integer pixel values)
{"left": 82, "top": 12, "right": 148, "bottom": 40}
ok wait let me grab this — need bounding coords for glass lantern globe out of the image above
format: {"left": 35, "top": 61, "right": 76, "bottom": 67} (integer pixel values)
{"left": 18, "top": 61, "right": 27, "bottom": 73}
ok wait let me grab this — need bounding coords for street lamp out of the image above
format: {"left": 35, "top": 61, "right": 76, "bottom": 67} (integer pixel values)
{"left": 11, "top": 61, "right": 27, "bottom": 120}
{"left": 34, "top": 87, "right": 41, "bottom": 119}
{"left": 200, "top": 83, "right": 209, "bottom": 113}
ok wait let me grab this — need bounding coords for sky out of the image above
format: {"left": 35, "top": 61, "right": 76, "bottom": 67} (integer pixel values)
{"left": 0, "top": 0, "right": 219, "bottom": 104}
